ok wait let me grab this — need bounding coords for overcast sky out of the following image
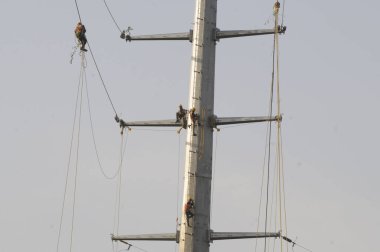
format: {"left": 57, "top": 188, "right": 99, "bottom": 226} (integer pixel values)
{"left": 1, "top": 0, "right": 379, "bottom": 252}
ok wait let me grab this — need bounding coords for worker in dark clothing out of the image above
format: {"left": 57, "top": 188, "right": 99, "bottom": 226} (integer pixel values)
{"left": 189, "top": 107, "right": 200, "bottom": 136}
{"left": 184, "top": 199, "right": 195, "bottom": 227}
{"left": 75, "top": 22, "right": 87, "bottom": 51}
{"left": 189, "top": 108, "right": 199, "bottom": 126}
{"left": 176, "top": 105, "right": 187, "bottom": 123}
{"left": 176, "top": 104, "right": 188, "bottom": 131}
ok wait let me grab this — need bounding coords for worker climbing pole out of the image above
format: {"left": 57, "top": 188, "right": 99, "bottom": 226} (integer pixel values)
{"left": 184, "top": 198, "right": 195, "bottom": 227}
{"left": 189, "top": 107, "right": 200, "bottom": 136}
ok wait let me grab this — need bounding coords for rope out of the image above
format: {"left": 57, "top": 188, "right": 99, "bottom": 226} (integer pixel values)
{"left": 210, "top": 131, "right": 218, "bottom": 227}
{"left": 116, "top": 134, "right": 123, "bottom": 233}
{"left": 274, "top": 3, "right": 286, "bottom": 252}
{"left": 70, "top": 53, "right": 86, "bottom": 252}
{"left": 70, "top": 41, "right": 80, "bottom": 64}
{"left": 271, "top": 152, "right": 279, "bottom": 252}
{"left": 281, "top": 0, "right": 286, "bottom": 26}
{"left": 119, "top": 243, "right": 150, "bottom": 252}
{"left": 83, "top": 59, "right": 129, "bottom": 180}
{"left": 56, "top": 53, "right": 84, "bottom": 252}
{"left": 294, "top": 243, "right": 313, "bottom": 252}
{"left": 112, "top": 133, "right": 125, "bottom": 252}
{"left": 103, "top": 0, "right": 123, "bottom": 33}
{"left": 255, "top": 106, "right": 273, "bottom": 251}
{"left": 282, "top": 237, "right": 313, "bottom": 252}
{"left": 280, "top": 127, "right": 290, "bottom": 252}
{"left": 174, "top": 134, "right": 181, "bottom": 252}
{"left": 254, "top": 118, "right": 270, "bottom": 252}
{"left": 263, "top": 14, "right": 277, "bottom": 252}
{"left": 254, "top": 17, "right": 285, "bottom": 247}
{"left": 197, "top": 108, "right": 206, "bottom": 159}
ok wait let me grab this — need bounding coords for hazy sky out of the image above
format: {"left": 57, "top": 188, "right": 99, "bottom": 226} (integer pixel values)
{"left": 1, "top": 1, "right": 379, "bottom": 252}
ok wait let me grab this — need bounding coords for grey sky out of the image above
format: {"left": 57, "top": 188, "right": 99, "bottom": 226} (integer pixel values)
{"left": 0, "top": 0, "right": 379, "bottom": 252}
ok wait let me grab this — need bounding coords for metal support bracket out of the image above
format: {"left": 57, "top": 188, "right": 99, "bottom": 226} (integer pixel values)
{"left": 120, "top": 26, "right": 286, "bottom": 43}
{"left": 118, "top": 115, "right": 281, "bottom": 130}
{"left": 216, "top": 26, "right": 286, "bottom": 40}
{"left": 112, "top": 230, "right": 281, "bottom": 244}
{"left": 212, "top": 115, "right": 282, "bottom": 127}
{"left": 210, "top": 231, "right": 281, "bottom": 241}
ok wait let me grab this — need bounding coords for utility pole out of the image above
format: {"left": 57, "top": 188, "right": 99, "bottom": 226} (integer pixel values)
{"left": 178, "top": 0, "right": 217, "bottom": 251}
{"left": 112, "top": 1, "right": 286, "bottom": 251}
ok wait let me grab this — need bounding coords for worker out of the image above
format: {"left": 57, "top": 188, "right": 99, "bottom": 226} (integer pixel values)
{"left": 184, "top": 199, "right": 195, "bottom": 227}
{"left": 176, "top": 105, "right": 187, "bottom": 123}
{"left": 273, "top": 1, "right": 280, "bottom": 15}
{"left": 189, "top": 107, "right": 199, "bottom": 136}
{"left": 75, "top": 22, "right": 87, "bottom": 52}
{"left": 189, "top": 107, "right": 199, "bottom": 126}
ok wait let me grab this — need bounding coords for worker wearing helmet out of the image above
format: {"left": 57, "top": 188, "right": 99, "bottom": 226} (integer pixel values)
{"left": 75, "top": 22, "right": 87, "bottom": 51}
{"left": 176, "top": 104, "right": 187, "bottom": 123}
{"left": 184, "top": 199, "right": 195, "bottom": 227}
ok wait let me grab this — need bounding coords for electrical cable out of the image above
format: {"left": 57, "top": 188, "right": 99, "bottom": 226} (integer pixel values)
{"left": 74, "top": 0, "right": 82, "bottom": 23}
{"left": 72, "top": 0, "right": 120, "bottom": 118}
{"left": 103, "top": 0, "right": 123, "bottom": 33}
{"left": 86, "top": 41, "right": 119, "bottom": 116}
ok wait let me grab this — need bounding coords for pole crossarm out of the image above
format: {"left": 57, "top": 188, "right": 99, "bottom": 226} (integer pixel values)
{"left": 112, "top": 232, "right": 178, "bottom": 242}
{"left": 120, "top": 26, "right": 286, "bottom": 43}
{"left": 122, "top": 119, "right": 181, "bottom": 127}
{"left": 214, "top": 115, "right": 281, "bottom": 126}
{"left": 210, "top": 231, "right": 281, "bottom": 241}
{"left": 111, "top": 231, "right": 280, "bottom": 243}
{"left": 216, "top": 26, "right": 286, "bottom": 40}
{"left": 118, "top": 115, "right": 281, "bottom": 129}
{"left": 122, "top": 31, "right": 192, "bottom": 42}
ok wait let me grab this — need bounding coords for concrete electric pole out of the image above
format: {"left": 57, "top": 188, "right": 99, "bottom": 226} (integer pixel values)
{"left": 112, "top": 1, "right": 286, "bottom": 251}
